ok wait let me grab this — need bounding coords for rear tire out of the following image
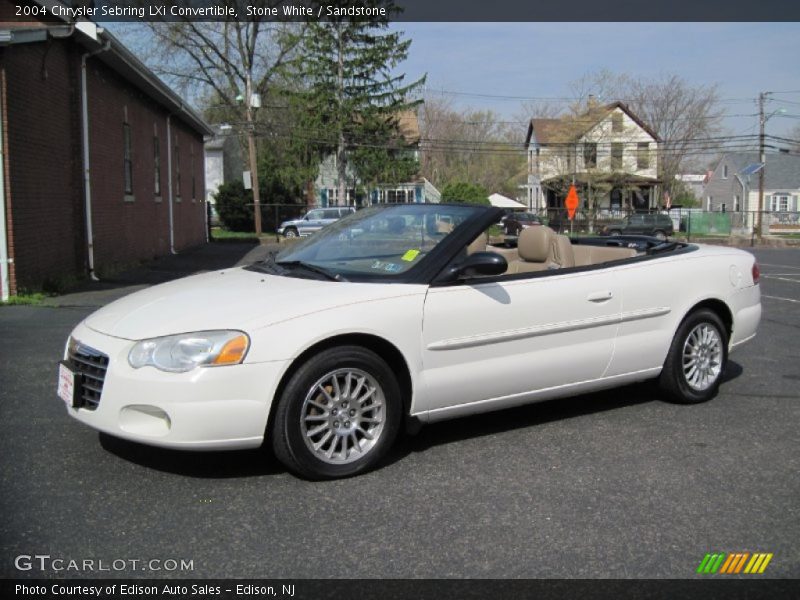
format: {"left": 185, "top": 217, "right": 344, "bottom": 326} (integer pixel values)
{"left": 658, "top": 309, "right": 728, "bottom": 404}
{"left": 609, "top": 229, "right": 622, "bottom": 236}
{"left": 271, "top": 346, "right": 402, "bottom": 480}
{"left": 653, "top": 230, "right": 667, "bottom": 241}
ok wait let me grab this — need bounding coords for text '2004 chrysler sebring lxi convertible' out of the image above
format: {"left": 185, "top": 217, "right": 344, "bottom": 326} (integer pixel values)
{"left": 58, "top": 204, "right": 761, "bottom": 479}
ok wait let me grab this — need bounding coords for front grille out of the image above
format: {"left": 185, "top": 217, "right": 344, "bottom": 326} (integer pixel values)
{"left": 68, "top": 341, "right": 109, "bottom": 410}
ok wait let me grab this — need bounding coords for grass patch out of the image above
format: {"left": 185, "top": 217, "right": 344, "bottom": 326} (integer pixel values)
{"left": 211, "top": 228, "right": 259, "bottom": 243}
{"left": 0, "top": 292, "right": 46, "bottom": 306}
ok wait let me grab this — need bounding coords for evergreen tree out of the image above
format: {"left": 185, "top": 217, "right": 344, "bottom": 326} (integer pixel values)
{"left": 291, "top": 1, "right": 426, "bottom": 205}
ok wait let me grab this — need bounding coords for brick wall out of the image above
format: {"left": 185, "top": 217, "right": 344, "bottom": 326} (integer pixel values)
{"left": 85, "top": 56, "right": 207, "bottom": 272}
{"left": 1, "top": 41, "right": 83, "bottom": 292}
{"left": 1, "top": 36, "right": 207, "bottom": 291}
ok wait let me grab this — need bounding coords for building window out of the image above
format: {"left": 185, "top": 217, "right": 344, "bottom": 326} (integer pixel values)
{"left": 770, "top": 195, "right": 789, "bottom": 212}
{"left": 722, "top": 164, "right": 728, "bottom": 179}
{"left": 611, "top": 143, "right": 623, "bottom": 170}
{"left": 153, "top": 135, "right": 161, "bottom": 197}
{"left": 707, "top": 196, "right": 712, "bottom": 211}
{"left": 583, "top": 143, "right": 597, "bottom": 168}
{"left": 720, "top": 203, "right": 727, "bottom": 212}
{"left": 174, "top": 141, "right": 181, "bottom": 199}
{"left": 386, "top": 189, "right": 412, "bottom": 203}
{"left": 734, "top": 195, "right": 740, "bottom": 211}
{"left": 611, "top": 112, "right": 623, "bottom": 133}
{"left": 326, "top": 188, "right": 355, "bottom": 205}
{"left": 123, "top": 123, "right": 133, "bottom": 195}
{"left": 636, "top": 142, "right": 650, "bottom": 169}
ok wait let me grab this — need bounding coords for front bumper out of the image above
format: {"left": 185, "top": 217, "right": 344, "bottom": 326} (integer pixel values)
{"left": 62, "top": 321, "right": 288, "bottom": 450}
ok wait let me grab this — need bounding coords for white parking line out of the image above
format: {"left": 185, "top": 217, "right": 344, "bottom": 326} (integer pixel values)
{"left": 759, "top": 263, "right": 800, "bottom": 270}
{"left": 762, "top": 294, "right": 800, "bottom": 304}
{"left": 762, "top": 276, "right": 800, "bottom": 284}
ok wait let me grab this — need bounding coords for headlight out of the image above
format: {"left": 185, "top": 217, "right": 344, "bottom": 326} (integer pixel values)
{"left": 128, "top": 330, "right": 249, "bottom": 373}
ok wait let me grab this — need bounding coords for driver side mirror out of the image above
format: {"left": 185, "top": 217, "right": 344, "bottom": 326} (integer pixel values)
{"left": 444, "top": 251, "right": 507, "bottom": 281}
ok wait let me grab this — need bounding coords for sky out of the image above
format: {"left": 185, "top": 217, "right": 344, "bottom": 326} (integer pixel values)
{"left": 391, "top": 22, "right": 800, "bottom": 140}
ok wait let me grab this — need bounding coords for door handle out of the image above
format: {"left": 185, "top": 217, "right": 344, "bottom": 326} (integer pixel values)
{"left": 587, "top": 290, "right": 613, "bottom": 302}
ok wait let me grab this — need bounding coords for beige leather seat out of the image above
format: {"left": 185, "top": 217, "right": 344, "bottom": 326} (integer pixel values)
{"left": 507, "top": 226, "right": 558, "bottom": 273}
{"left": 572, "top": 244, "right": 637, "bottom": 266}
{"left": 553, "top": 234, "right": 575, "bottom": 268}
{"left": 466, "top": 233, "right": 488, "bottom": 255}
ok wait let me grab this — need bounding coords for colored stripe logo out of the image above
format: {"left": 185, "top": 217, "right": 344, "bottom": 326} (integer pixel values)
{"left": 697, "top": 552, "right": 773, "bottom": 574}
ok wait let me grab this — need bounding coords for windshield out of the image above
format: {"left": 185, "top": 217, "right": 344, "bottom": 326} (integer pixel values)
{"left": 271, "top": 204, "right": 483, "bottom": 280}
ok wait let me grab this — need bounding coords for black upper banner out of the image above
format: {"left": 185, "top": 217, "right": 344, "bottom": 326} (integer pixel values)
{"left": 6, "top": 0, "right": 800, "bottom": 23}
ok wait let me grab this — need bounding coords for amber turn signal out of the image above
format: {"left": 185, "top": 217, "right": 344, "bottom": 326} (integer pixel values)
{"left": 212, "top": 334, "right": 249, "bottom": 365}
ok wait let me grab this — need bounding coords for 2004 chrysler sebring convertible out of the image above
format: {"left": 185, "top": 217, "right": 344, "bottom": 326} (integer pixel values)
{"left": 58, "top": 204, "right": 761, "bottom": 479}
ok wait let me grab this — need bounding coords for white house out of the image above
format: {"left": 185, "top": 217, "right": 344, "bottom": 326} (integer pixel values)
{"left": 524, "top": 101, "right": 660, "bottom": 212}
{"left": 313, "top": 111, "right": 440, "bottom": 206}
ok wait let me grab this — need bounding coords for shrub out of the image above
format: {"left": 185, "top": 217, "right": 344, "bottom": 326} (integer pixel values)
{"left": 214, "top": 181, "right": 254, "bottom": 232}
{"left": 440, "top": 182, "right": 491, "bottom": 205}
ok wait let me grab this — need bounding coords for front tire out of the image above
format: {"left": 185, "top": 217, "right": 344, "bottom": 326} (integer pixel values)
{"left": 283, "top": 227, "right": 299, "bottom": 239}
{"left": 658, "top": 309, "right": 728, "bottom": 404}
{"left": 653, "top": 230, "right": 667, "bottom": 241}
{"left": 271, "top": 346, "right": 402, "bottom": 479}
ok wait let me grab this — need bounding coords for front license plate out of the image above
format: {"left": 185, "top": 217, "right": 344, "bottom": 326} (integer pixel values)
{"left": 57, "top": 361, "right": 78, "bottom": 407}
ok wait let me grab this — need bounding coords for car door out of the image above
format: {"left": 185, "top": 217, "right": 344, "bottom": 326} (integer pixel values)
{"left": 626, "top": 214, "right": 645, "bottom": 234}
{"left": 419, "top": 268, "right": 622, "bottom": 418}
{"left": 300, "top": 209, "right": 324, "bottom": 235}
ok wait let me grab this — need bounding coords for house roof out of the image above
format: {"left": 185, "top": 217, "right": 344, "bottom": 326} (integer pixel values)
{"left": 718, "top": 152, "right": 800, "bottom": 189}
{"left": 524, "top": 101, "right": 660, "bottom": 147}
{"left": 396, "top": 111, "right": 420, "bottom": 144}
{"left": 2, "top": 1, "right": 213, "bottom": 137}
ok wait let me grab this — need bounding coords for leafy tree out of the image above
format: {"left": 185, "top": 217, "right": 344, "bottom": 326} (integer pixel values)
{"left": 441, "top": 182, "right": 490, "bottom": 205}
{"left": 289, "top": 1, "right": 426, "bottom": 204}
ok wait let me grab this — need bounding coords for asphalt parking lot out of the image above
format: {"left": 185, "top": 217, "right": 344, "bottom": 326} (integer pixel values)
{"left": 0, "top": 245, "right": 798, "bottom": 579}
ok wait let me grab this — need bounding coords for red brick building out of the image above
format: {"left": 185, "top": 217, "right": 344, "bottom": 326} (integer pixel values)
{"left": 0, "top": 8, "right": 212, "bottom": 298}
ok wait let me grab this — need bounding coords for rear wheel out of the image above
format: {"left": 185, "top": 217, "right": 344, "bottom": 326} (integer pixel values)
{"left": 271, "top": 346, "right": 402, "bottom": 479}
{"left": 658, "top": 309, "right": 728, "bottom": 404}
{"left": 653, "top": 230, "right": 667, "bottom": 240}
{"left": 609, "top": 229, "right": 622, "bottom": 237}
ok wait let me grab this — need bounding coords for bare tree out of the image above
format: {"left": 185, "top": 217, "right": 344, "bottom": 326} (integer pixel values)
{"left": 789, "top": 123, "right": 800, "bottom": 151}
{"left": 567, "top": 71, "right": 725, "bottom": 202}
{"left": 418, "top": 96, "right": 525, "bottom": 196}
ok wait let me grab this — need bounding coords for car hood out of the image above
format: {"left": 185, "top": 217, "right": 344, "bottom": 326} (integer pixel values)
{"left": 84, "top": 267, "right": 421, "bottom": 340}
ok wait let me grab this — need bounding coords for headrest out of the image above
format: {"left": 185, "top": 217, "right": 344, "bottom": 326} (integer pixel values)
{"left": 518, "top": 226, "right": 554, "bottom": 262}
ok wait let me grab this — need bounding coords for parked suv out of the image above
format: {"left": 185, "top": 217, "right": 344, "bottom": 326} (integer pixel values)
{"left": 278, "top": 207, "right": 356, "bottom": 238}
{"left": 603, "top": 213, "right": 674, "bottom": 240}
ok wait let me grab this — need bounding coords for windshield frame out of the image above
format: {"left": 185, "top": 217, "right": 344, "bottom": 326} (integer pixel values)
{"left": 250, "top": 204, "right": 503, "bottom": 284}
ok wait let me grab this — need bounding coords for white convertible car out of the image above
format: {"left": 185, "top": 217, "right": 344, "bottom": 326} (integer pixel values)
{"left": 58, "top": 204, "right": 761, "bottom": 479}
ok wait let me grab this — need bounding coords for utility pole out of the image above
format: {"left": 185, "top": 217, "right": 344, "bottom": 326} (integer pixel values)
{"left": 245, "top": 74, "right": 262, "bottom": 236}
{"left": 756, "top": 91, "right": 767, "bottom": 241}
